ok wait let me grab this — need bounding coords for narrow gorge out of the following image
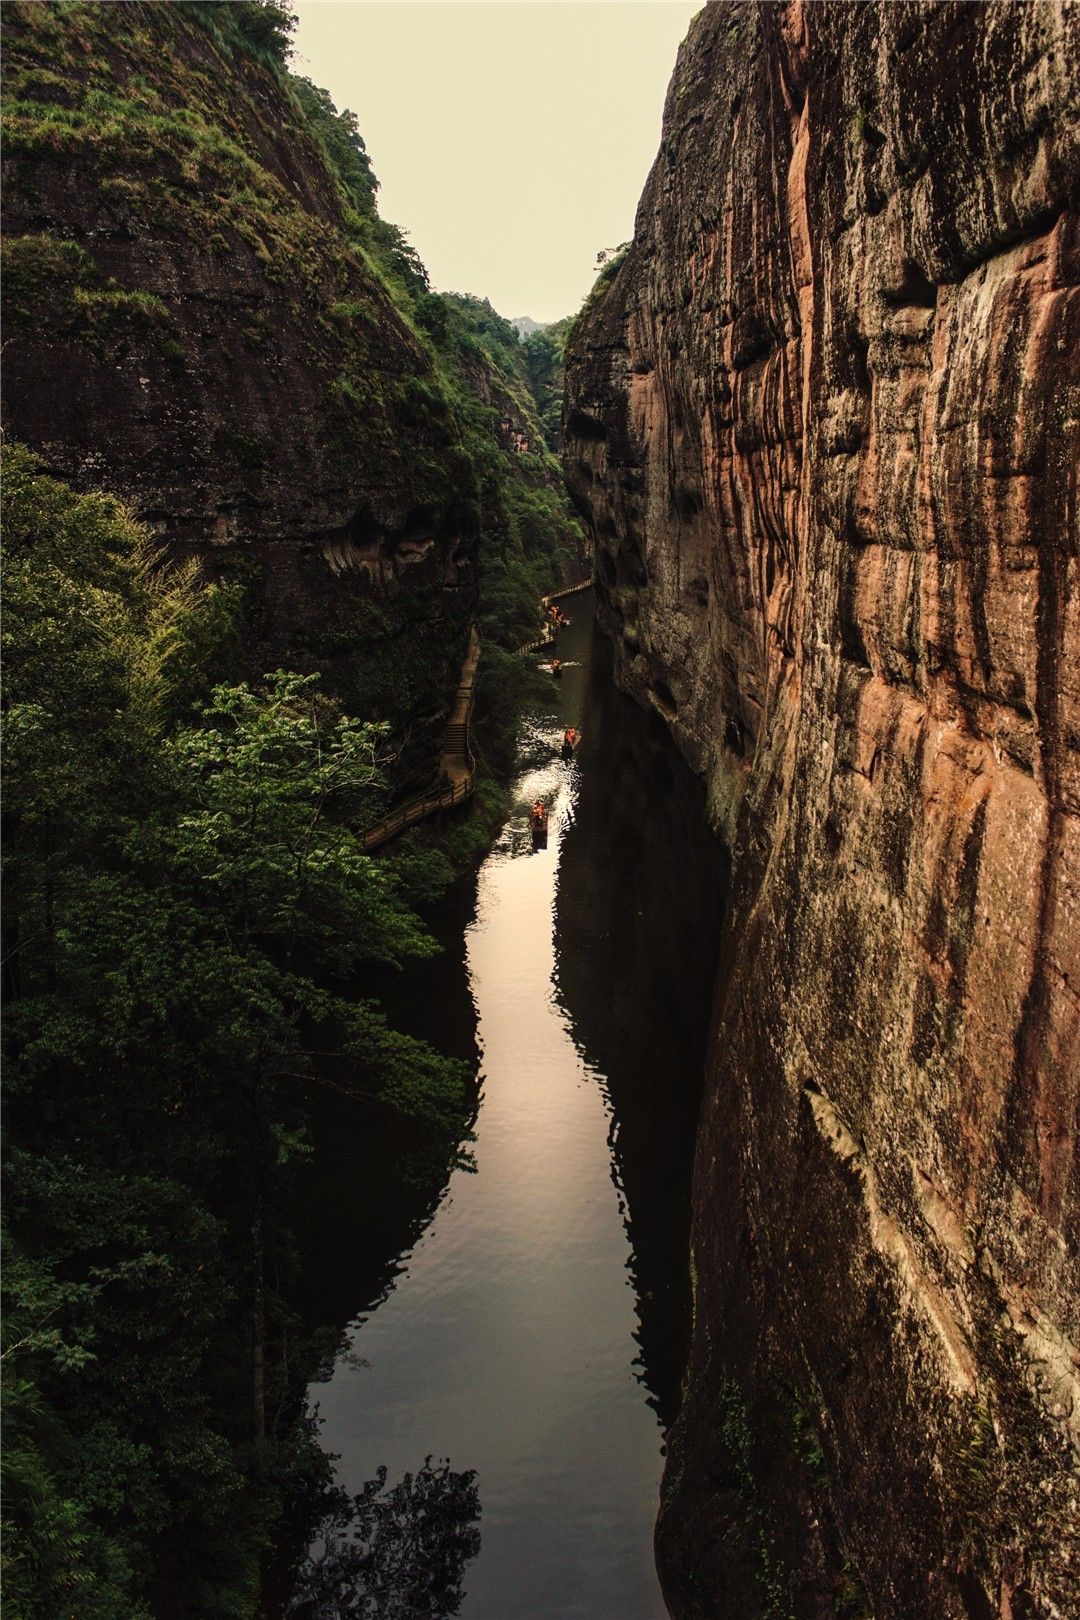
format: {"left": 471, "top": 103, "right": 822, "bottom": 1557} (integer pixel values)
{"left": 564, "top": 4, "right": 1078, "bottom": 1616}
{"left": 2, "top": 2, "right": 1078, "bottom": 1618}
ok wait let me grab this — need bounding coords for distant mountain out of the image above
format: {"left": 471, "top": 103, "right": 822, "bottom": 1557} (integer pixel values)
{"left": 512, "top": 316, "right": 543, "bottom": 338}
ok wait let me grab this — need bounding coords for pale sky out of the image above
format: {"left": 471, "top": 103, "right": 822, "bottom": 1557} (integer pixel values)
{"left": 292, "top": 1, "right": 701, "bottom": 322}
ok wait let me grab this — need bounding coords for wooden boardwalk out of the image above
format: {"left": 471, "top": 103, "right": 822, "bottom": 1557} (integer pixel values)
{"left": 360, "top": 576, "right": 592, "bottom": 853}
{"left": 359, "top": 627, "right": 480, "bottom": 852}
{"left": 514, "top": 578, "right": 593, "bottom": 656}
{"left": 548, "top": 579, "right": 593, "bottom": 603}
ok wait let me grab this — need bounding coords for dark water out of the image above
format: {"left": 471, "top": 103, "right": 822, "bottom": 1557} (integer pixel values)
{"left": 294, "top": 596, "right": 727, "bottom": 1618}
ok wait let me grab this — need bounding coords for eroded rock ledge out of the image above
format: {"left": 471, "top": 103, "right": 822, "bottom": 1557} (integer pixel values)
{"left": 564, "top": 3, "right": 1079, "bottom": 1614}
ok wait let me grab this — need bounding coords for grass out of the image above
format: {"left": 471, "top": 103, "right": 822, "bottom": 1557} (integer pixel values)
{"left": 1, "top": 235, "right": 174, "bottom": 355}
{"left": 0, "top": 236, "right": 95, "bottom": 319}
{"left": 564, "top": 244, "right": 632, "bottom": 347}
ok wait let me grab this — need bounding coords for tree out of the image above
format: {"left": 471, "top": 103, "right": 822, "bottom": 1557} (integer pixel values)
{"left": 232, "top": 0, "right": 297, "bottom": 62}
{"left": 1, "top": 448, "right": 473, "bottom": 1613}
{"left": 186, "top": 0, "right": 298, "bottom": 66}
{"left": 291, "top": 76, "right": 379, "bottom": 212}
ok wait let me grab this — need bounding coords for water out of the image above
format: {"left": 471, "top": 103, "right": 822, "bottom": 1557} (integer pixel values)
{"left": 293, "top": 596, "right": 727, "bottom": 1618}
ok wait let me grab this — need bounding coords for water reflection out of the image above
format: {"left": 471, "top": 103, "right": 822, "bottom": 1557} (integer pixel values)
{"left": 289, "top": 1460, "right": 482, "bottom": 1620}
{"left": 288, "top": 875, "right": 482, "bottom": 1338}
{"left": 291, "top": 595, "right": 726, "bottom": 1618}
{"left": 554, "top": 621, "right": 729, "bottom": 1422}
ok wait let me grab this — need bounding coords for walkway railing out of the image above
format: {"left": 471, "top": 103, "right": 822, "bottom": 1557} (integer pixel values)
{"left": 514, "top": 577, "right": 593, "bottom": 656}
{"left": 547, "top": 580, "right": 593, "bottom": 603}
{"left": 359, "top": 772, "right": 475, "bottom": 852}
{"left": 359, "top": 626, "right": 480, "bottom": 853}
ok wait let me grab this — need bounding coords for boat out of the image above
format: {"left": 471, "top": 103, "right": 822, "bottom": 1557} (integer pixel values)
{"left": 530, "top": 801, "right": 548, "bottom": 848}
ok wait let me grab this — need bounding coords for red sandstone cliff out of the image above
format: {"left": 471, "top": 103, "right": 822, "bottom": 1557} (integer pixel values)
{"left": 564, "top": 3, "right": 1079, "bottom": 1614}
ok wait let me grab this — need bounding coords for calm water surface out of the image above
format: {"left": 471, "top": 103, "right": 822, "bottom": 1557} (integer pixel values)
{"left": 300, "top": 597, "right": 726, "bottom": 1618}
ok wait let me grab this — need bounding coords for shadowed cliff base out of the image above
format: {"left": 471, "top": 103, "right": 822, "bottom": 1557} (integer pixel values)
{"left": 565, "top": 1, "right": 1079, "bottom": 1615}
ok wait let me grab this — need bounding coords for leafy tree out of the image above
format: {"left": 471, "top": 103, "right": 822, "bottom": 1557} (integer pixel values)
{"left": 367, "top": 218, "right": 431, "bottom": 296}
{"left": 520, "top": 330, "right": 565, "bottom": 449}
{"left": 1, "top": 448, "right": 472, "bottom": 1614}
{"left": 184, "top": 0, "right": 297, "bottom": 67}
{"left": 231, "top": 0, "right": 297, "bottom": 63}
{"left": 415, "top": 293, "right": 450, "bottom": 345}
{"left": 291, "top": 75, "right": 379, "bottom": 212}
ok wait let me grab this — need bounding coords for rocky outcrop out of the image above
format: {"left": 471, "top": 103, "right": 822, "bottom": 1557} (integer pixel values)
{"left": 1, "top": 0, "right": 476, "bottom": 741}
{"left": 564, "top": 3, "right": 1079, "bottom": 1615}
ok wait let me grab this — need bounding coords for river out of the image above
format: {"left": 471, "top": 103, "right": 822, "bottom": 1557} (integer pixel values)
{"left": 289, "top": 595, "right": 728, "bottom": 1618}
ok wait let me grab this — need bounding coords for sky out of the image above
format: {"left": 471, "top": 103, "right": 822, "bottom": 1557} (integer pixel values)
{"left": 291, "top": 1, "right": 701, "bottom": 322}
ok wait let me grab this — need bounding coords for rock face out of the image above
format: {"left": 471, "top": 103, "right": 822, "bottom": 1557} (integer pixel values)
{"left": 564, "top": 3, "right": 1079, "bottom": 1615}
{"left": 1, "top": 0, "right": 476, "bottom": 738}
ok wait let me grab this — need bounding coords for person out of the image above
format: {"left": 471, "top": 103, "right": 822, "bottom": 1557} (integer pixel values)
{"left": 530, "top": 799, "right": 547, "bottom": 847}
{"left": 564, "top": 727, "right": 576, "bottom": 747}
{"left": 549, "top": 603, "right": 560, "bottom": 623}
{"left": 551, "top": 657, "right": 562, "bottom": 677}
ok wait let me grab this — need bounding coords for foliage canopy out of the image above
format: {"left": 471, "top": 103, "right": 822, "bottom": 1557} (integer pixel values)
{"left": 1, "top": 448, "right": 472, "bottom": 1616}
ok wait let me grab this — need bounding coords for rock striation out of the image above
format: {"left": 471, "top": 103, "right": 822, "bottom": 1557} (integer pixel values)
{"left": 564, "top": 3, "right": 1079, "bottom": 1615}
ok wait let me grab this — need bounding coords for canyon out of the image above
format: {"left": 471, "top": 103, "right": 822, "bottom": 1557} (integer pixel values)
{"left": 4, "top": 0, "right": 1079, "bottom": 1613}
{"left": 564, "top": 2, "right": 1079, "bottom": 1616}
{"left": 1, "top": 7, "right": 588, "bottom": 1612}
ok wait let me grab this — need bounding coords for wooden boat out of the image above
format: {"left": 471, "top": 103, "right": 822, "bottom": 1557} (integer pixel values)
{"left": 530, "top": 804, "right": 548, "bottom": 848}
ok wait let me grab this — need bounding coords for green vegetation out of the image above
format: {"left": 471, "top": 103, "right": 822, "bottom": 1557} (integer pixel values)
{"left": 0, "top": 235, "right": 174, "bottom": 357}
{"left": 1, "top": 4, "right": 588, "bottom": 1608}
{"left": 521, "top": 315, "right": 574, "bottom": 450}
{"left": 278, "top": 74, "right": 587, "bottom": 767}
{"left": 1, "top": 0, "right": 585, "bottom": 715}
{"left": 1, "top": 449, "right": 474, "bottom": 1617}
{"left": 289, "top": 70, "right": 429, "bottom": 296}
{"left": 179, "top": 1, "right": 297, "bottom": 69}
{"left": 433, "top": 295, "right": 583, "bottom": 643}
{"left": 564, "top": 242, "right": 631, "bottom": 348}
{"left": 0, "top": 236, "right": 96, "bottom": 321}
{"left": 712, "top": 1379, "right": 796, "bottom": 1620}
{"left": 3, "top": 5, "right": 396, "bottom": 317}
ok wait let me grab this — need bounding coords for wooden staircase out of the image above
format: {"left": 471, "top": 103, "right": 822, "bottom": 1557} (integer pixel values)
{"left": 442, "top": 721, "right": 468, "bottom": 756}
